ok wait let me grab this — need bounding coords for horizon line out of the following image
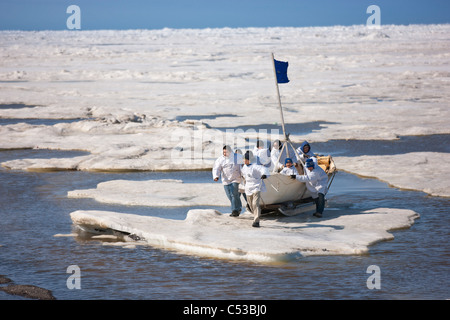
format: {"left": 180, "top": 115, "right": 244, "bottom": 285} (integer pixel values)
{"left": 1, "top": 22, "right": 449, "bottom": 33}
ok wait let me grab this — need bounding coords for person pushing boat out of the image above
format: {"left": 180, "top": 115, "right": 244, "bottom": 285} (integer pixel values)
{"left": 293, "top": 158, "right": 328, "bottom": 218}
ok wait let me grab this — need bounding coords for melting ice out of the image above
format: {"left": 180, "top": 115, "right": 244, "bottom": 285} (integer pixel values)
{"left": 71, "top": 208, "right": 419, "bottom": 263}
{"left": 1, "top": 24, "right": 448, "bottom": 261}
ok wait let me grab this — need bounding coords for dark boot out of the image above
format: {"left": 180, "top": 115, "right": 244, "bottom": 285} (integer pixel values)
{"left": 230, "top": 210, "right": 240, "bottom": 217}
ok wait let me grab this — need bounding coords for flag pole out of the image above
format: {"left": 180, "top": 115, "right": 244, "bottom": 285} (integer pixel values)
{"left": 271, "top": 53, "right": 287, "bottom": 142}
{"left": 271, "top": 54, "right": 306, "bottom": 171}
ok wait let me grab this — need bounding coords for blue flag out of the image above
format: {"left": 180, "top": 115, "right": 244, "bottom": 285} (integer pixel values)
{"left": 274, "top": 59, "right": 289, "bottom": 83}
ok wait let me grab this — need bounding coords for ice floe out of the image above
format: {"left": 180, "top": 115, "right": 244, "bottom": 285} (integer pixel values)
{"left": 335, "top": 152, "right": 450, "bottom": 198}
{"left": 70, "top": 208, "right": 420, "bottom": 263}
{"left": 68, "top": 179, "right": 228, "bottom": 207}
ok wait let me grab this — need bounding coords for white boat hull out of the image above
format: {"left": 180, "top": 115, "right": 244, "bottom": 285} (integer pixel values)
{"left": 261, "top": 173, "right": 312, "bottom": 205}
{"left": 259, "top": 156, "right": 336, "bottom": 216}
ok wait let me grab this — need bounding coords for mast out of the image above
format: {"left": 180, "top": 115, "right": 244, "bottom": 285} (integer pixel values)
{"left": 271, "top": 53, "right": 305, "bottom": 170}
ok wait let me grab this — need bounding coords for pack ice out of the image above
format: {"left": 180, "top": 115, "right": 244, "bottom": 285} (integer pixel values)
{"left": 0, "top": 25, "right": 444, "bottom": 261}
{"left": 1, "top": 24, "right": 449, "bottom": 197}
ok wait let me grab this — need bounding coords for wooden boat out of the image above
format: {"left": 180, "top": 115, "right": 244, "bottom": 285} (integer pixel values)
{"left": 260, "top": 154, "right": 337, "bottom": 216}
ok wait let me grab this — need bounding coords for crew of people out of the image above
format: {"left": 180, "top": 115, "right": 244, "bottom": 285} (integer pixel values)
{"left": 212, "top": 140, "right": 329, "bottom": 227}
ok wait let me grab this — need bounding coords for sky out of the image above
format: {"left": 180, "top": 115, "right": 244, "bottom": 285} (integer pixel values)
{"left": 0, "top": 0, "right": 449, "bottom": 31}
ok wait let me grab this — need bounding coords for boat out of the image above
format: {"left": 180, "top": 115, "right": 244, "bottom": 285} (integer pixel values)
{"left": 256, "top": 54, "right": 337, "bottom": 216}
{"left": 260, "top": 154, "right": 337, "bottom": 216}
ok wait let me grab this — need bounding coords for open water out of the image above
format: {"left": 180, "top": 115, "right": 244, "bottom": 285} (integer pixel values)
{"left": 0, "top": 135, "right": 449, "bottom": 301}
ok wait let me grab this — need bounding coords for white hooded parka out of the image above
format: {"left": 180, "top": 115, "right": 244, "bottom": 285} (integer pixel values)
{"left": 295, "top": 165, "right": 328, "bottom": 198}
{"left": 241, "top": 163, "right": 267, "bottom": 196}
{"left": 212, "top": 153, "right": 242, "bottom": 185}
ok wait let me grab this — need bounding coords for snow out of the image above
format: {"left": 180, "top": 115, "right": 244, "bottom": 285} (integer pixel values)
{"left": 1, "top": 24, "right": 448, "bottom": 260}
{"left": 70, "top": 208, "right": 419, "bottom": 262}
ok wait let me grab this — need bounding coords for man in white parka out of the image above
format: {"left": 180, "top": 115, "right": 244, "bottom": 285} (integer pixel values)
{"left": 294, "top": 158, "right": 328, "bottom": 218}
{"left": 241, "top": 151, "right": 268, "bottom": 228}
{"left": 212, "top": 145, "right": 242, "bottom": 217}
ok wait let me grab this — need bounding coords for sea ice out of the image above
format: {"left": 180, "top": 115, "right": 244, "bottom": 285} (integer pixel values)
{"left": 335, "top": 152, "right": 450, "bottom": 198}
{"left": 68, "top": 179, "right": 229, "bottom": 207}
{"left": 70, "top": 208, "right": 420, "bottom": 263}
{"left": 1, "top": 25, "right": 449, "bottom": 199}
